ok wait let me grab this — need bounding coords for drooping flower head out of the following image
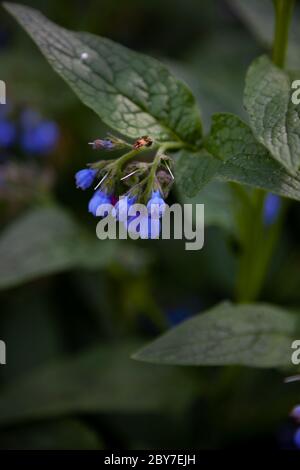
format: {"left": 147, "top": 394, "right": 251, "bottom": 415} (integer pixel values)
{"left": 88, "top": 190, "right": 111, "bottom": 216}
{"left": 112, "top": 194, "right": 137, "bottom": 222}
{"left": 146, "top": 190, "right": 166, "bottom": 219}
{"left": 75, "top": 168, "right": 97, "bottom": 190}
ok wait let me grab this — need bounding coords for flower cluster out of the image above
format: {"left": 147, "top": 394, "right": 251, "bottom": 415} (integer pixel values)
{"left": 75, "top": 135, "right": 175, "bottom": 239}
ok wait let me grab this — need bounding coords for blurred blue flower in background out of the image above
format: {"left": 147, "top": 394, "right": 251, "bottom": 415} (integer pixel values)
{"left": 166, "top": 298, "right": 202, "bottom": 327}
{"left": 263, "top": 193, "right": 281, "bottom": 226}
{"left": 20, "top": 109, "right": 59, "bottom": 155}
{"left": 0, "top": 102, "right": 16, "bottom": 149}
{"left": 166, "top": 307, "right": 192, "bottom": 327}
{"left": 0, "top": 120, "right": 16, "bottom": 148}
{"left": 294, "top": 427, "right": 300, "bottom": 449}
{"left": 290, "top": 405, "right": 300, "bottom": 423}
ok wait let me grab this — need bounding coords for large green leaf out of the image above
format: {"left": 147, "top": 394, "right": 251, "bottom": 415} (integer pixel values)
{"left": 244, "top": 55, "right": 300, "bottom": 175}
{"left": 174, "top": 149, "right": 222, "bottom": 198}
{"left": 3, "top": 2, "right": 202, "bottom": 145}
{"left": 133, "top": 302, "right": 298, "bottom": 368}
{"left": 0, "top": 206, "right": 118, "bottom": 290}
{"left": 0, "top": 343, "right": 196, "bottom": 426}
{"left": 206, "top": 113, "right": 300, "bottom": 201}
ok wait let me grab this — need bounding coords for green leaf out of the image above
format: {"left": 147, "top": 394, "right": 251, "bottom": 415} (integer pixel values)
{"left": 179, "top": 180, "right": 237, "bottom": 234}
{"left": 0, "top": 343, "right": 196, "bottom": 426}
{"left": 0, "top": 206, "right": 118, "bottom": 290}
{"left": 3, "top": 2, "right": 202, "bottom": 145}
{"left": 174, "top": 149, "right": 222, "bottom": 198}
{"left": 206, "top": 113, "right": 300, "bottom": 201}
{"left": 133, "top": 302, "right": 298, "bottom": 368}
{"left": 244, "top": 55, "right": 300, "bottom": 175}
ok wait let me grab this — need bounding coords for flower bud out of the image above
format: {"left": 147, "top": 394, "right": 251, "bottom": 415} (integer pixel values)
{"left": 89, "top": 139, "right": 114, "bottom": 150}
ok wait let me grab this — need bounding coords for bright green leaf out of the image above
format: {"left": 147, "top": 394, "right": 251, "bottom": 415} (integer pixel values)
{"left": 206, "top": 113, "right": 300, "bottom": 201}
{"left": 3, "top": 2, "right": 202, "bottom": 145}
{"left": 133, "top": 302, "right": 298, "bottom": 368}
{"left": 244, "top": 55, "right": 300, "bottom": 174}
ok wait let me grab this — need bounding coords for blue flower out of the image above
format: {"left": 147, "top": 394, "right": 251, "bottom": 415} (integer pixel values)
{"left": 88, "top": 190, "right": 111, "bottom": 216}
{"left": 112, "top": 195, "right": 136, "bottom": 222}
{"left": 291, "top": 405, "right": 300, "bottom": 422}
{"left": 263, "top": 193, "right": 281, "bottom": 225}
{"left": 294, "top": 427, "right": 300, "bottom": 448}
{"left": 21, "top": 120, "right": 59, "bottom": 154}
{"left": 75, "top": 168, "right": 97, "bottom": 190}
{"left": 147, "top": 190, "right": 166, "bottom": 218}
{"left": 0, "top": 120, "right": 16, "bottom": 148}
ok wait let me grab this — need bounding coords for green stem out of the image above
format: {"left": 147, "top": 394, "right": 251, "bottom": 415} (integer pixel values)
{"left": 235, "top": 190, "right": 265, "bottom": 302}
{"left": 116, "top": 148, "right": 146, "bottom": 168}
{"left": 234, "top": 0, "right": 294, "bottom": 302}
{"left": 272, "top": 0, "right": 294, "bottom": 68}
{"left": 144, "top": 149, "right": 162, "bottom": 200}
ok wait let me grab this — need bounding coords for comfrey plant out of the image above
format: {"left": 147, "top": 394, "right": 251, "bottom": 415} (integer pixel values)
{"left": 5, "top": 0, "right": 300, "bottom": 424}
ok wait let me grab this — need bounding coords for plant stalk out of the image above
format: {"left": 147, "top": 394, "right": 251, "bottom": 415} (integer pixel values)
{"left": 272, "top": 0, "right": 295, "bottom": 68}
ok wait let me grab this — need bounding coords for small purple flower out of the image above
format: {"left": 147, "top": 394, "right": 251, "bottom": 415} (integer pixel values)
{"left": 21, "top": 120, "right": 59, "bottom": 155}
{"left": 147, "top": 190, "right": 166, "bottom": 218}
{"left": 75, "top": 168, "right": 97, "bottom": 190}
{"left": 112, "top": 195, "right": 136, "bottom": 222}
{"left": 0, "top": 120, "right": 16, "bottom": 148}
{"left": 88, "top": 190, "right": 111, "bottom": 216}
{"left": 89, "top": 139, "right": 114, "bottom": 150}
{"left": 263, "top": 193, "right": 281, "bottom": 226}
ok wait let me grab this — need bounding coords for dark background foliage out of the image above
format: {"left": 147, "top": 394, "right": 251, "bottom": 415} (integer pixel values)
{"left": 0, "top": 0, "right": 300, "bottom": 449}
